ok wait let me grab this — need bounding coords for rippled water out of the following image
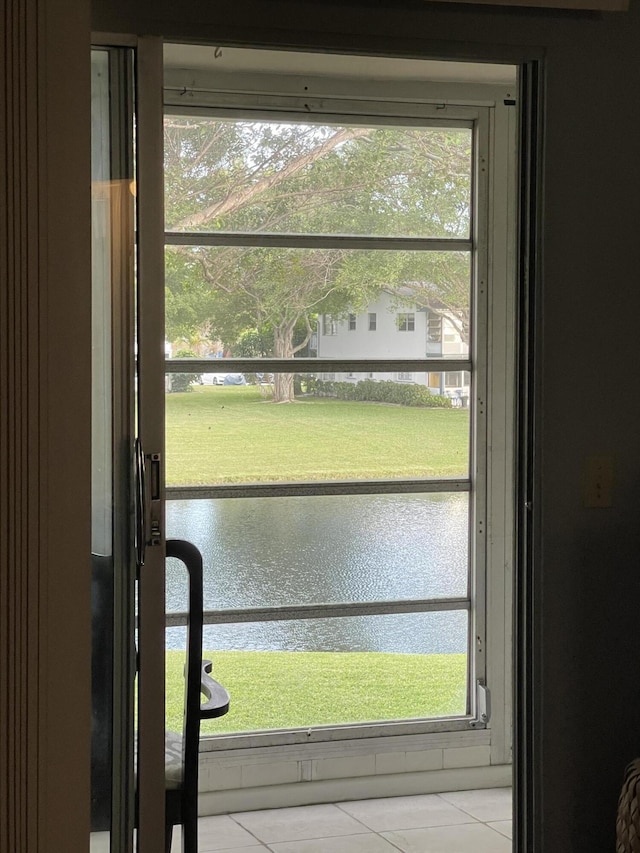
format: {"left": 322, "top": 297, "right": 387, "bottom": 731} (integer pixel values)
{"left": 166, "top": 493, "right": 469, "bottom": 654}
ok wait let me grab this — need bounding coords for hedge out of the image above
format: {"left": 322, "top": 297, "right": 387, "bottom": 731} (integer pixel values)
{"left": 308, "top": 377, "right": 451, "bottom": 408}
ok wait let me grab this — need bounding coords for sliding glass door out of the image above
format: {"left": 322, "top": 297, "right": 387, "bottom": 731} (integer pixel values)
{"left": 90, "top": 45, "right": 136, "bottom": 851}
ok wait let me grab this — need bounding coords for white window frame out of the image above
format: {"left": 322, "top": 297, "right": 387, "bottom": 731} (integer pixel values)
{"left": 427, "top": 314, "right": 443, "bottom": 343}
{"left": 323, "top": 315, "right": 338, "bottom": 335}
{"left": 397, "top": 312, "right": 416, "bottom": 331}
{"left": 161, "top": 66, "right": 516, "bottom": 775}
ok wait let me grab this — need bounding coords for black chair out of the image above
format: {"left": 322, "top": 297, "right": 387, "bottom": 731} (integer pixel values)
{"left": 91, "top": 542, "right": 230, "bottom": 853}
{"left": 164, "top": 538, "right": 230, "bottom": 853}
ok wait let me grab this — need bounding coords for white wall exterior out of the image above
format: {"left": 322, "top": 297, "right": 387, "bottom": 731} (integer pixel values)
{"left": 316, "top": 292, "right": 469, "bottom": 398}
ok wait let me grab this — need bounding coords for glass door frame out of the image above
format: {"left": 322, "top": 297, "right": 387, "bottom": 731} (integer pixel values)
{"left": 91, "top": 32, "right": 169, "bottom": 853}
{"left": 135, "top": 34, "right": 168, "bottom": 853}
{"left": 91, "top": 41, "right": 137, "bottom": 852}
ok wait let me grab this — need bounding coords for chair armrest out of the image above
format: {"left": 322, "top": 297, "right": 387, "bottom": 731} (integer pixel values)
{"left": 200, "top": 659, "right": 230, "bottom": 720}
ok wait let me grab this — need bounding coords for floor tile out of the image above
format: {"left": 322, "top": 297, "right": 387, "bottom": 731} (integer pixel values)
{"left": 438, "top": 788, "right": 512, "bottom": 822}
{"left": 487, "top": 820, "right": 513, "bottom": 839}
{"left": 382, "top": 821, "right": 512, "bottom": 852}
{"left": 90, "top": 832, "right": 109, "bottom": 853}
{"left": 231, "top": 804, "right": 366, "bottom": 843}
{"left": 269, "top": 833, "right": 401, "bottom": 852}
{"left": 337, "top": 794, "right": 474, "bottom": 832}
{"left": 209, "top": 848, "right": 271, "bottom": 852}
{"left": 170, "top": 818, "right": 264, "bottom": 851}
{"left": 198, "top": 815, "right": 265, "bottom": 850}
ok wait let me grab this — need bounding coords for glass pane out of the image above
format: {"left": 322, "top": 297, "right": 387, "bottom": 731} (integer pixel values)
{"left": 166, "top": 493, "right": 469, "bottom": 608}
{"left": 164, "top": 117, "right": 472, "bottom": 238}
{"left": 165, "top": 371, "right": 469, "bottom": 485}
{"left": 165, "top": 611, "right": 468, "bottom": 733}
{"left": 165, "top": 247, "right": 470, "bottom": 363}
{"left": 91, "top": 48, "right": 114, "bottom": 840}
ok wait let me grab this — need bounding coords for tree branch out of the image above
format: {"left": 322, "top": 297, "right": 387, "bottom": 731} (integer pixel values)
{"left": 173, "top": 126, "right": 370, "bottom": 230}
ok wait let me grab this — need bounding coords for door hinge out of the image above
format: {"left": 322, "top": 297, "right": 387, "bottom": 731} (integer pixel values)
{"left": 476, "top": 680, "right": 491, "bottom": 725}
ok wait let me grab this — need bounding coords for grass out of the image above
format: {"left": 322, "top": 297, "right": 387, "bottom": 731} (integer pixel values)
{"left": 165, "top": 385, "right": 469, "bottom": 485}
{"left": 164, "top": 388, "right": 469, "bottom": 735}
{"left": 166, "top": 650, "right": 467, "bottom": 735}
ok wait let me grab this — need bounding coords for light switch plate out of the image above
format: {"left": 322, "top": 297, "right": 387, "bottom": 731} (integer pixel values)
{"left": 584, "top": 455, "right": 614, "bottom": 507}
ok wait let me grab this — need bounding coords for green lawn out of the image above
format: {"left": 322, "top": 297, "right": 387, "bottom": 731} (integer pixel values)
{"left": 165, "top": 386, "right": 469, "bottom": 485}
{"left": 166, "top": 650, "right": 467, "bottom": 735}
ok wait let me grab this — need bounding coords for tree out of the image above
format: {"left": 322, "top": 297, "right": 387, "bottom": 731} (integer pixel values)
{"left": 164, "top": 117, "right": 472, "bottom": 401}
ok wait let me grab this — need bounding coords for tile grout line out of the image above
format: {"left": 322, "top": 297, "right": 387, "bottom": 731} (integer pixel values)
{"left": 436, "top": 791, "right": 513, "bottom": 824}
{"left": 225, "top": 812, "right": 271, "bottom": 849}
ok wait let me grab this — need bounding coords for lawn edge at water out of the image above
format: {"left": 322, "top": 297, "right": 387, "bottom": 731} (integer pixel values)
{"left": 166, "top": 649, "right": 467, "bottom": 735}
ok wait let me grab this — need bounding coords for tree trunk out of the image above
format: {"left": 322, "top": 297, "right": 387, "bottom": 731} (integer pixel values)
{"left": 272, "top": 324, "right": 295, "bottom": 403}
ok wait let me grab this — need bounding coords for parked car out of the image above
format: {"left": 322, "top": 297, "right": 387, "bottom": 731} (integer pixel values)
{"left": 201, "top": 373, "right": 228, "bottom": 386}
{"left": 223, "top": 373, "right": 247, "bottom": 385}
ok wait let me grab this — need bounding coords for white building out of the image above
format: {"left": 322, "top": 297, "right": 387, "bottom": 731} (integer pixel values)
{"left": 317, "top": 291, "right": 470, "bottom": 403}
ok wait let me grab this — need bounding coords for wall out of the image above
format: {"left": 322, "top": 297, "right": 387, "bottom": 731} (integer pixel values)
{"left": 88, "top": 1, "right": 640, "bottom": 850}
{"left": 1, "top": 1, "right": 91, "bottom": 852}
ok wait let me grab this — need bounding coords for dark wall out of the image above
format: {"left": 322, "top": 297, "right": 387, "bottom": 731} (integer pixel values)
{"left": 92, "top": 1, "right": 640, "bottom": 849}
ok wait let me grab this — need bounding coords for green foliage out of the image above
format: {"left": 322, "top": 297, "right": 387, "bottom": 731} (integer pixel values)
{"left": 169, "top": 349, "right": 201, "bottom": 393}
{"left": 293, "top": 373, "right": 319, "bottom": 395}
{"left": 163, "top": 117, "right": 473, "bottom": 368}
{"left": 234, "top": 328, "right": 271, "bottom": 358}
{"left": 313, "top": 378, "right": 452, "bottom": 408}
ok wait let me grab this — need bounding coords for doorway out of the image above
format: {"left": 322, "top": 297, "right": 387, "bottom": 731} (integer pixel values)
{"left": 90, "top": 39, "right": 520, "bottom": 850}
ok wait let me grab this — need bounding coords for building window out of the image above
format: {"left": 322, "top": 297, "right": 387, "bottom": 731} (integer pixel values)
{"left": 398, "top": 372, "right": 413, "bottom": 382}
{"left": 348, "top": 314, "right": 357, "bottom": 331}
{"left": 397, "top": 312, "right": 415, "bottom": 332}
{"left": 368, "top": 312, "right": 377, "bottom": 331}
{"left": 427, "top": 315, "right": 442, "bottom": 343}
{"left": 323, "top": 315, "right": 338, "bottom": 335}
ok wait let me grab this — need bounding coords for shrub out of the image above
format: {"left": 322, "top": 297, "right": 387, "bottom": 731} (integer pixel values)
{"left": 170, "top": 349, "right": 201, "bottom": 393}
{"left": 294, "top": 374, "right": 319, "bottom": 395}
{"left": 312, "top": 379, "right": 451, "bottom": 408}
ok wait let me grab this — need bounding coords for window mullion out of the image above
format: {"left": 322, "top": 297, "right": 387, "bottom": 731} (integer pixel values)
{"left": 167, "top": 478, "right": 470, "bottom": 501}
{"left": 164, "top": 358, "right": 473, "bottom": 374}
{"left": 166, "top": 597, "right": 471, "bottom": 628}
{"left": 165, "top": 231, "right": 472, "bottom": 252}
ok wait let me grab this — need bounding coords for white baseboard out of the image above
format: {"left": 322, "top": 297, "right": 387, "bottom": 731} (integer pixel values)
{"left": 198, "top": 763, "right": 512, "bottom": 815}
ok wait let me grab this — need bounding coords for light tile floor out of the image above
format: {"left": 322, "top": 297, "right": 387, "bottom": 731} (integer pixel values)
{"left": 171, "top": 787, "right": 513, "bottom": 852}
{"left": 91, "top": 788, "right": 512, "bottom": 852}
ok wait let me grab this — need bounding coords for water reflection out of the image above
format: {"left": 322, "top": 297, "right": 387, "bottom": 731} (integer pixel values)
{"left": 166, "top": 493, "right": 468, "bottom": 654}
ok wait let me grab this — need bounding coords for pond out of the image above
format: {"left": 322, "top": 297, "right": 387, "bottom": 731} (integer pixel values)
{"left": 166, "top": 492, "right": 469, "bottom": 655}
